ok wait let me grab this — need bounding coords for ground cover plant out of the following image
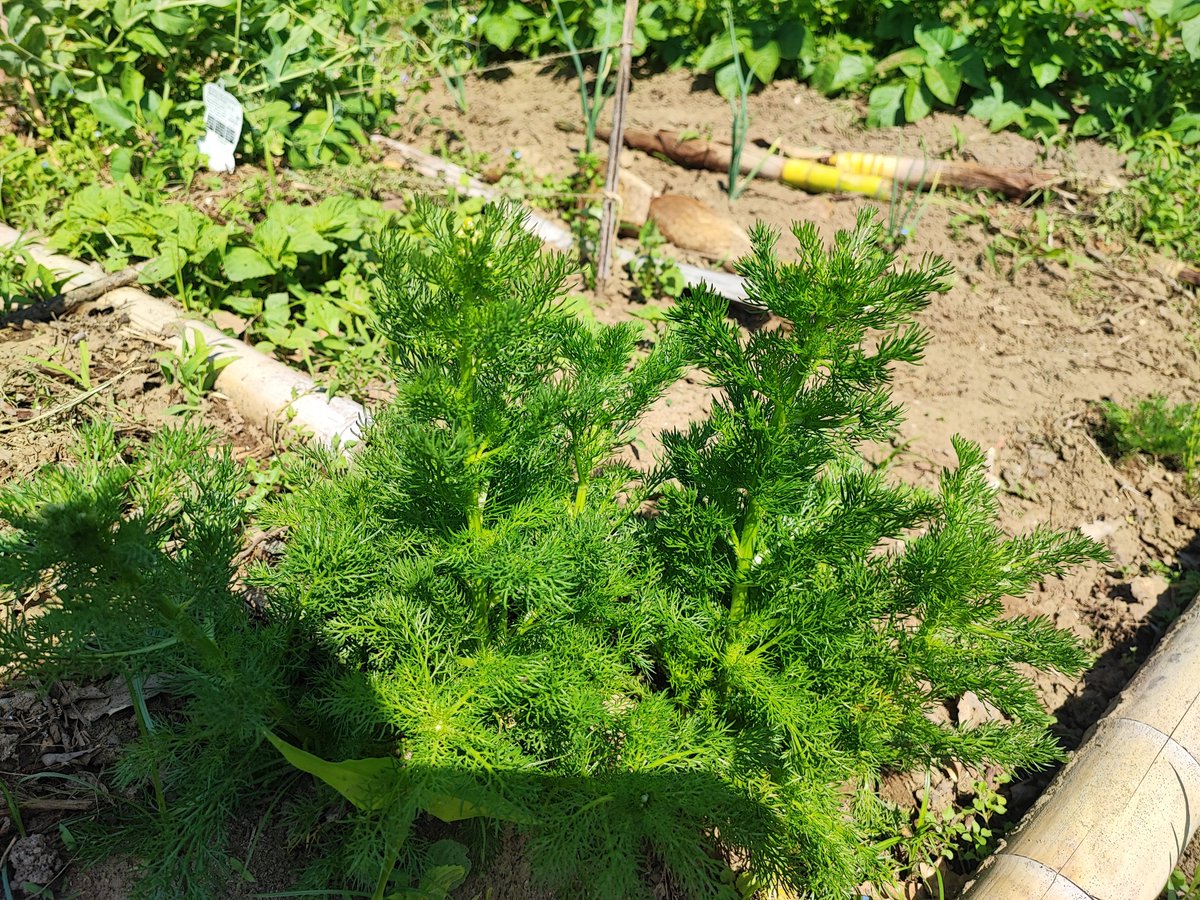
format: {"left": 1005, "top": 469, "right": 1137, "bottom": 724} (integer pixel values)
{"left": 0, "top": 0, "right": 399, "bottom": 169}
{"left": 0, "top": 0, "right": 444, "bottom": 397}
{"left": 0, "top": 201, "right": 1105, "bottom": 897}
{"left": 1102, "top": 397, "right": 1200, "bottom": 488}
{"left": 0, "top": 122, "right": 447, "bottom": 395}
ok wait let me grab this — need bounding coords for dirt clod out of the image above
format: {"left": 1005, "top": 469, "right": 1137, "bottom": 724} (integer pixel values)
{"left": 9, "top": 833, "right": 62, "bottom": 886}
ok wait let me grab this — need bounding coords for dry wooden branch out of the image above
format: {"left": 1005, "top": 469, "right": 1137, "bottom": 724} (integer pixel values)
{"left": 1, "top": 263, "right": 146, "bottom": 326}
{"left": 829, "top": 152, "right": 1058, "bottom": 199}
{"left": 605, "top": 128, "right": 1061, "bottom": 199}
{"left": 599, "top": 127, "right": 786, "bottom": 180}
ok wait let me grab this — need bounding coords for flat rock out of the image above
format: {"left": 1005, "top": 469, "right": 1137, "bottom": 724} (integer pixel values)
{"left": 957, "top": 690, "right": 1006, "bottom": 728}
{"left": 1128, "top": 573, "right": 1169, "bottom": 617}
{"left": 617, "top": 168, "right": 655, "bottom": 231}
{"left": 648, "top": 194, "right": 752, "bottom": 271}
{"left": 10, "top": 834, "right": 62, "bottom": 886}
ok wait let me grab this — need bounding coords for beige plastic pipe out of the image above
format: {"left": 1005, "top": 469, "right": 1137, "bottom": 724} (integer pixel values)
{"left": 965, "top": 594, "right": 1200, "bottom": 899}
{"left": 1, "top": 224, "right": 366, "bottom": 449}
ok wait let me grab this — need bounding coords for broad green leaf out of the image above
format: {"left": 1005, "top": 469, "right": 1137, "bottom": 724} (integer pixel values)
{"left": 387, "top": 839, "right": 471, "bottom": 900}
{"left": 743, "top": 38, "right": 781, "bottom": 83}
{"left": 149, "top": 7, "right": 192, "bottom": 34}
{"left": 252, "top": 215, "right": 294, "bottom": 265}
{"left": 776, "top": 21, "right": 810, "bottom": 61}
{"left": 589, "top": 4, "right": 622, "bottom": 45}
{"left": 264, "top": 731, "right": 398, "bottom": 811}
{"left": 1072, "top": 113, "right": 1101, "bottom": 136}
{"left": 110, "top": 147, "right": 134, "bottom": 182}
{"left": 127, "top": 28, "right": 170, "bottom": 56}
{"left": 904, "top": 79, "right": 932, "bottom": 122}
{"left": 481, "top": 13, "right": 520, "bottom": 51}
{"left": 110, "top": 0, "right": 137, "bottom": 29}
{"left": 1183, "top": 12, "right": 1200, "bottom": 59}
{"left": 811, "top": 51, "right": 870, "bottom": 94}
{"left": 419, "top": 840, "right": 470, "bottom": 896}
{"left": 139, "top": 245, "right": 187, "bottom": 283}
{"left": 264, "top": 733, "right": 532, "bottom": 825}
{"left": 923, "top": 60, "right": 962, "bottom": 105}
{"left": 714, "top": 62, "right": 739, "bottom": 100}
{"left": 264, "top": 292, "right": 291, "bottom": 327}
{"left": 119, "top": 67, "right": 145, "bottom": 105}
{"left": 90, "top": 97, "right": 138, "bottom": 133}
{"left": 1145, "top": 0, "right": 1177, "bottom": 19}
{"left": 866, "top": 82, "right": 904, "bottom": 127}
{"left": 223, "top": 247, "right": 276, "bottom": 281}
{"left": 955, "top": 46, "right": 988, "bottom": 90}
{"left": 696, "top": 33, "right": 734, "bottom": 71}
{"left": 913, "top": 23, "right": 956, "bottom": 58}
{"left": 287, "top": 225, "right": 338, "bottom": 256}
{"left": 875, "top": 46, "right": 926, "bottom": 76}
{"left": 1030, "top": 61, "right": 1061, "bottom": 89}
{"left": 421, "top": 776, "right": 536, "bottom": 824}
{"left": 1167, "top": 111, "right": 1200, "bottom": 143}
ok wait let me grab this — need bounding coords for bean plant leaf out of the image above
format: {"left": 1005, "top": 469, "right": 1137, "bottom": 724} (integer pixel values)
{"left": 913, "top": 23, "right": 956, "bottom": 57}
{"left": 867, "top": 82, "right": 905, "bottom": 127}
{"left": 223, "top": 247, "right": 276, "bottom": 281}
{"left": 714, "top": 62, "right": 739, "bottom": 100}
{"left": 149, "top": 8, "right": 192, "bottom": 34}
{"left": 1183, "top": 12, "right": 1200, "bottom": 59}
{"left": 923, "top": 60, "right": 962, "bottom": 105}
{"left": 90, "top": 97, "right": 138, "bottom": 133}
{"left": 776, "top": 21, "right": 810, "bottom": 60}
{"left": 874, "top": 46, "right": 926, "bottom": 76}
{"left": 812, "top": 51, "right": 870, "bottom": 94}
{"left": 697, "top": 32, "right": 735, "bottom": 71}
{"left": 904, "top": 79, "right": 933, "bottom": 121}
{"left": 481, "top": 13, "right": 521, "bottom": 51}
{"left": 743, "top": 38, "right": 781, "bottom": 83}
{"left": 589, "top": 4, "right": 622, "bottom": 45}
{"left": 1030, "top": 61, "right": 1061, "bottom": 89}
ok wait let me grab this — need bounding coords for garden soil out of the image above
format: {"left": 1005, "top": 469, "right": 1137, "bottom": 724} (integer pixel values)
{"left": 3, "top": 67, "right": 1199, "bottom": 898}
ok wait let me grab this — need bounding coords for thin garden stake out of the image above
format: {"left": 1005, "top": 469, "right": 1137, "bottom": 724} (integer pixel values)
{"left": 595, "top": 0, "right": 638, "bottom": 291}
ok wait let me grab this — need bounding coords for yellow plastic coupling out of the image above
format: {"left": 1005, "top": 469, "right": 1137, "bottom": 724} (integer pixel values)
{"left": 779, "top": 158, "right": 891, "bottom": 199}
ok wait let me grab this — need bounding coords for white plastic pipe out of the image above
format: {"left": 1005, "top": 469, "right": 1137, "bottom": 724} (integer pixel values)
{"left": 965, "top": 595, "right": 1200, "bottom": 899}
{"left": 0, "top": 225, "right": 366, "bottom": 449}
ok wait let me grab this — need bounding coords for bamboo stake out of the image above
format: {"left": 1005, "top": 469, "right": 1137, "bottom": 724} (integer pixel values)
{"left": 595, "top": 0, "right": 638, "bottom": 291}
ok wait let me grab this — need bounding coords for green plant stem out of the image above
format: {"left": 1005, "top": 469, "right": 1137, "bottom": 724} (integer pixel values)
{"left": 127, "top": 672, "right": 167, "bottom": 818}
{"left": 729, "top": 496, "right": 761, "bottom": 625}
{"left": 370, "top": 841, "right": 401, "bottom": 900}
{"left": 149, "top": 591, "right": 227, "bottom": 675}
{"left": 552, "top": 0, "right": 593, "bottom": 153}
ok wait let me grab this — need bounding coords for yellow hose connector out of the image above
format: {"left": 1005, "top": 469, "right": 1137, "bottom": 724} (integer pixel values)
{"left": 779, "top": 158, "right": 890, "bottom": 199}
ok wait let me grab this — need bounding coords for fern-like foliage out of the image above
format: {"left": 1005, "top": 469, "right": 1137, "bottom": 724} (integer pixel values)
{"left": 0, "top": 201, "right": 1106, "bottom": 899}
{"left": 0, "top": 424, "right": 300, "bottom": 897}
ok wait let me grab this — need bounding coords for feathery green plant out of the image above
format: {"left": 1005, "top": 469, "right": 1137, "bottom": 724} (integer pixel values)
{"left": 0, "top": 201, "right": 1105, "bottom": 898}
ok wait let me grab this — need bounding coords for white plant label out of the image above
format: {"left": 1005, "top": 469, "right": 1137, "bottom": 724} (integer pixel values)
{"left": 197, "top": 83, "right": 243, "bottom": 173}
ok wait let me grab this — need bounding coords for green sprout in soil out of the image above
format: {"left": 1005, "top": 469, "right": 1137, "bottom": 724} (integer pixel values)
{"left": 1102, "top": 396, "right": 1200, "bottom": 487}
{"left": 0, "top": 201, "right": 1105, "bottom": 898}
